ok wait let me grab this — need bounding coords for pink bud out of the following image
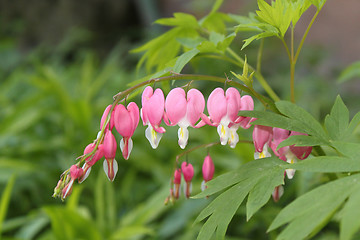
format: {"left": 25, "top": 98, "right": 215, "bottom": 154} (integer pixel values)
{"left": 181, "top": 162, "right": 194, "bottom": 182}
{"left": 202, "top": 155, "right": 215, "bottom": 182}
{"left": 83, "top": 143, "right": 104, "bottom": 167}
{"left": 70, "top": 165, "right": 83, "bottom": 180}
{"left": 173, "top": 168, "right": 182, "bottom": 199}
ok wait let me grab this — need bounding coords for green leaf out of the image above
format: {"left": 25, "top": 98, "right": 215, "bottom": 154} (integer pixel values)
{"left": 0, "top": 174, "right": 16, "bottom": 236}
{"left": 324, "top": 96, "right": 349, "bottom": 140}
{"left": 242, "top": 31, "right": 277, "bottom": 50}
{"left": 289, "top": 156, "right": 360, "bottom": 172}
{"left": 194, "top": 157, "right": 287, "bottom": 239}
{"left": 110, "top": 226, "right": 154, "bottom": 240}
{"left": 210, "top": 0, "right": 224, "bottom": 14}
{"left": 173, "top": 48, "right": 200, "bottom": 73}
{"left": 277, "top": 135, "right": 323, "bottom": 149}
{"left": 310, "top": 0, "right": 327, "bottom": 10}
{"left": 275, "top": 101, "right": 328, "bottom": 141}
{"left": 155, "top": 13, "right": 198, "bottom": 28}
{"left": 256, "top": 0, "right": 292, "bottom": 37}
{"left": 269, "top": 174, "right": 359, "bottom": 240}
{"left": 290, "top": 0, "right": 312, "bottom": 26}
{"left": 338, "top": 61, "right": 360, "bottom": 83}
{"left": 340, "top": 185, "right": 360, "bottom": 240}
{"left": 44, "top": 206, "right": 102, "bottom": 240}
{"left": 345, "top": 111, "right": 360, "bottom": 137}
{"left": 246, "top": 163, "right": 285, "bottom": 220}
{"left": 331, "top": 141, "right": 360, "bottom": 159}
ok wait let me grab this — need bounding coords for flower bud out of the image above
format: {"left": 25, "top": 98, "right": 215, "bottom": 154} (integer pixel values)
{"left": 181, "top": 162, "right": 194, "bottom": 198}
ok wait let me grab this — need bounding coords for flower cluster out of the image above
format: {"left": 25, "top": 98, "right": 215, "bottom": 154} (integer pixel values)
{"left": 53, "top": 86, "right": 253, "bottom": 200}
{"left": 252, "top": 125, "right": 312, "bottom": 201}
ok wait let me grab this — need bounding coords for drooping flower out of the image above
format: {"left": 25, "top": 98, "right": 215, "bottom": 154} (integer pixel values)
{"left": 79, "top": 142, "right": 104, "bottom": 183}
{"left": 173, "top": 168, "right": 182, "bottom": 199}
{"left": 203, "top": 87, "right": 241, "bottom": 145}
{"left": 201, "top": 154, "right": 215, "bottom": 191}
{"left": 114, "top": 102, "right": 139, "bottom": 159}
{"left": 181, "top": 162, "right": 194, "bottom": 198}
{"left": 141, "top": 86, "right": 166, "bottom": 149}
{"left": 271, "top": 128, "right": 312, "bottom": 179}
{"left": 100, "top": 105, "right": 115, "bottom": 130}
{"left": 164, "top": 88, "right": 205, "bottom": 149}
{"left": 253, "top": 125, "right": 273, "bottom": 159}
{"left": 102, "top": 130, "right": 118, "bottom": 181}
{"left": 62, "top": 165, "right": 84, "bottom": 199}
{"left": 272, "top": 185, "right": 284, "bottom": 202}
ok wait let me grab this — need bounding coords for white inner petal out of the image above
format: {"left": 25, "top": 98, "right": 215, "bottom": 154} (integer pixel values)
{"left": 178, "top": 126, "right": 189, "bottom": 149}
{"left": 145, "top": 124, "right": 162, "bottom": 149}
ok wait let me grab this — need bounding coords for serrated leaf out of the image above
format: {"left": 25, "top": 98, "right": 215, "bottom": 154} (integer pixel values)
{"left": 289, "top": 156, "right": 360, "bottom": 172}
{"left": 155, "top": 13, "right": 198, "bottom": 28}
{"left": 290, "top": 0, "right": 312, "bottom": 26}
{"left": 241, "top": 31, "right": 277, "bottom": 50}
{"left": 340, "top": 185, "right": 360, "bottom": 240}
{"left": 269, "top": 174, "right": 359, "bottom": 239}
{"left": 345, "top": 111, "right": 360, "bottom": 136}
{"left": 246, "top": 164, "right": 285, "bottom": 220}
{"left": 195, "top": 157, "right": 287, "bottom": 239}
{"left": 275, "top": 101, "right": 328, "bottom": 141}
{"left": 324, "top": 96, "right": 349, "bottom": 140}
{"left": 338, "top": 61, "right": 360, "bottom": 83}
{"left": 173, "top": 48, "right": 200, "bottom": 73}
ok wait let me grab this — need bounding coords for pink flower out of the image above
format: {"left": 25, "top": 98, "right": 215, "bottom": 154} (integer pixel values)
{"left": 181, "top": 162, "right": 194, "bottom": 198}
{"left": 201, "top": 154, "right": 215, "bottom": 191}
{"left": 272, "top": 185, "right": 284, "bottom": 202}
{"left": 102, "top": 130, "right": 118, "bottom": 181}
{"left": 79, "top": 142, "right": 104, "bottom": 183}
{"left": 253, "top": 125, "right": 273, "bottom": 159}
{"left": 100, "top": 105, "right": 115, "bottom": 130}
{"left": 141, "top": 86, "right": 166, "bottom": 149}
{"left": 202, "top": 87, "right": 254, "bottom": 148}
{"left": 164, "top": 88, "right": 205, "bottom": 149}
{"left": 114, "top": 102, "right": 139, "bottom": 160}
{"left": 173, "top": 168, "right": 182, "bottom": 199}
{"left": 62, "top": 165, "right": 84, "bottom": 199}
{"left": 271, "top": 128, "right": 312, "bottom": 179}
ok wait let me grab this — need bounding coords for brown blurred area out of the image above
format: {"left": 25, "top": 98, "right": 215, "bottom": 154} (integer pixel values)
{"left": 0, "top": 0, "right": 359, "bottom": 65}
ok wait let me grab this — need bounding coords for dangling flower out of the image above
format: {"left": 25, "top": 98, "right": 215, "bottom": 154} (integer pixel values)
{"left": 102, "top": 130, "right": 118, "bottom": 181}
{"left": 62, "top": 165, "right": 84, "bottom": 200}
{"left": 181, "top": 162, "right": 194, "bottom": 198}
{"left": 114, "top": 102, "right": 139, "bottom": 159}
{"left": 271, "top": 128, "right": 312, "bottom": 179}
{"left": 173, "top": 168, "right": 182, "bottom": 199}
{"left": 164, "top": 88, "right": 205, "bottom": 149}
{"left": 253, "top": 125, "right": 273, "bottom": 159}
{"left": 272, "top": 185, "right": 284, "bottom": 202}
{"left": 79, "top": 142, "right": 104, "bottom": 183}
{"left": 201, "top": 154, "right": 215, "bottom": 191}
{"left": 202, "top": 87, "right": 241, "bottom": 146}
{"left": 100, "top": 105, "right": 115, "bottom": 130}
{"left": 141, "top": 86, "right": 166, "bottom": 149}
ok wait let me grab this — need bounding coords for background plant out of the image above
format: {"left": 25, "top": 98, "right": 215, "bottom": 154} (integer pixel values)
{"left": 1, "top": 0, "right": 360, "bottom": 240}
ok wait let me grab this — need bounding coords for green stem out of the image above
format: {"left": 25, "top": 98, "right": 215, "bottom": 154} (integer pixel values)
{"left": 281, "top": 38, "right": 291, "bottom": 62}
{"left": 226, "top": 47, "right": 280, "bottom": 102}
{"left": 256, "top": 39, "right": 264, "bottom": 73}
{"left": 290, "top": 25, "right": 295, "bottom": 103}
{"left": 294, "top": 10, "right": 320, "bottom": 64}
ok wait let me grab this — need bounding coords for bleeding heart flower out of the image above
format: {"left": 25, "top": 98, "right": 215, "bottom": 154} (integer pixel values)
{"left": 141, "top": 86, "right": 166, "bottom": 149}
{"left": 253, "top": 125, "right": 273, "bottom": 159}
{"left": 62, "top": 165, "right": 84, "bottom": 199}
{"left": 201, "top": 154, "right": 215, "bottom": 191}
{"left": 100, "top": 105, "right": 115, "bottom": 130}
{"left": 181, "top": 162, "right": 194, "bottom": 198}
{"left": 173, "top": 168, "right": 182, "bottom": 199}
{"left": 102, "top": 130, "right": 118, "bottom": 182}
{"left": 79, "top": 142, "right": 104, "bottom": 183}
{"left": 114, "top": 102, "right": 139, "bottom": 160}
{"left": 165, "top": 88, "right": 205, "bottom": 149}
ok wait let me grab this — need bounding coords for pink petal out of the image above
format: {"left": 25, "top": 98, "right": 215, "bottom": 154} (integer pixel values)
{"left": 173, "top": 168, "right": 182, "bottom": 184}
{"left": 225, "top": 88, "right": 241, "bottom": 122}
{"left": 114, "top": 104, "right": 134, "bottom": 137}
{"left": 100, "top": 105, "right": 115, "bottom": 130}
{"left": 70, "top": 165, "right": 84, "bottom": 179}
{"left": 127, "top": 102, "right": 140, "bottom": 133}
{"left": 202, "top": 155, "right": 215, "bottom": 182}
{"left": 253, "top": 125, "right": 273, "bottom": 153}
{"left": 181, "top": 162, "right": 194, "bottom": 182}
{"left": 84, "top": 143, "right": 104, "bottom": 166}
{"left": 207, "top": 88, "right": 227, "bottom": 124}
{"left": 289, "top": 131, "right": 312, "bottom": 160}
{"left": 186, "top": 89, "right": 205, "bottom": 126}
{"left": 165, "top": 88, "right": 187, "bottom": 125}
{"left": 103, "top": 130, "right": 117, "bottom": 159}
